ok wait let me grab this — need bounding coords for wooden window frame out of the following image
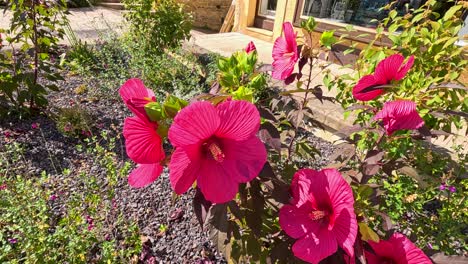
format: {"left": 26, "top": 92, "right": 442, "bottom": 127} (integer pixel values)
{"left": 293, "top": 0, "right": 392, "bottom": 47}
{"left": 254, "top": 0, "right": 275, "bottom": 31}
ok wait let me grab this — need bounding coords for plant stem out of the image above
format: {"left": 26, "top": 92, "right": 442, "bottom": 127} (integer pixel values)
{"left": 287, "top": 57, "right": 315, "bottom": 162}
{"left": 31, "top": 0, "right": 39, "bottom": 110}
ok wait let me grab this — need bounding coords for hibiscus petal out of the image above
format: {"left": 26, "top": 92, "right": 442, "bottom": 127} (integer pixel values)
{"left": 272, "top": 22, "right": 298, "bottom": 80}
{"left": 123, "top": 116, "right": 164, "bottom": 164}
{"left": 374, "top": 54, "right": 405, "bottom": 84}
{"left": 119, "top": 78, "right": 154, "bottom": 119}
{"left": 279, "top": 204, "right": 318, "bottom": 239}
{"left": 374, "top": 100, "right": 424, "bottom": 135}
{"left": 364, "top": 250, "right": 382, "bottom": 264}
{"left": 119, "top": 78, "right": 148, "bottom": 104}
{"left": 390, "top": 233, "right": 432, "bottom": 264}
{"left": 352, "top": 75, "right": 383, "bottom": 101}
{"left": 169, "top": 146, "right": 201, "bottom": 195}
{"left": 292, "top": 231, "right": 337, "bottom": 264}
{"left": 367, "top": 238, "right": 395, "bottom": 260}
{"left": 323, "top": 168, "right": 355, "bottom": 214}
{"left": 283, "top": 22, "right": 298, "bottom": 57}
{"left": 291, "top": 169, "right": 330, "bottom": 209}
{"left": 216, "top": 100, "right": 260, "bottom": 141}
{"left": 197, "top": 159, "right": 239, "bottom": 203}
{"left": 221, "top": 137, "right": 267, "bottom": 183}
{"left": 168, "top": 101, "right": 220, "bottom": 147}
{"left": 272, "top": 58, "right": 296, "bottom": 80}
{"left": 128, "top": 163, "right": 163, "bottom": 188}
{"left": 332, "top": 209, "right": 358, "bottom": 259}
{"left": 395, "top": 55, "right": 415, "bottom": 81}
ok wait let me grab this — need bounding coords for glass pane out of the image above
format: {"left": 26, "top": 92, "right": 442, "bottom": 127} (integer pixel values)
{"left": 259, "top": 0, "right": 278, "bottom": 18}
{"left": 301, "top": 0, "right": 426, "bottom": 27}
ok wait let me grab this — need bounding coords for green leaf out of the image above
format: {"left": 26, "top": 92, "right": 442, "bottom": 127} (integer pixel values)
{"left": 443, "top": 5, "right": 462, "bottom": 21}
{"left": 232, "top": 86, "right": 254, "bottom": 102}
{"left": 320, "top": 30, "right": 337, "bottom": 49}
{"left": 301, "top": 16, "right": 317, "bottom": 32}
{"left": 163, "top": 95, "right": 188, "bottom": 118}
{"left": 144, "top": 102, "right": 166, "bottom": 122}
{"left": 359, "top": 222, "right": 379, "bottom": 242}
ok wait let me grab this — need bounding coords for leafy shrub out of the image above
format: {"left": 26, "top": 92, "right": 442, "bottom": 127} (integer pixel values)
{"left": 0, "top": 0, "right": 68, "bottom": 116}
{"left": 122, "top": 0, "right": 192, "bottom": 55}
{"left": 68, "top": 31, "right": 209, "bottom": 100}
{"left": 56, "top": 105, "right": 93, "bottom": 138}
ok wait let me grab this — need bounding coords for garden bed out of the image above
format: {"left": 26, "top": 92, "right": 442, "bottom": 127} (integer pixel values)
{"left": 0, "top": 68, "right": 336, "bottom": 262}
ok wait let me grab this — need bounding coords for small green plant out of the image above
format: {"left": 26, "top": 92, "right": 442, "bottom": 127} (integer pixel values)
{"left": 56, "top": 105, "right": 94, "bottom": 138}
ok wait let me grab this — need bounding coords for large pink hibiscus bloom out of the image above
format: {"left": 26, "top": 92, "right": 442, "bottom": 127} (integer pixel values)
{"left": 120, "top": 79, "right": 165, "bottom": 188}
{"left": 366, "top": 233, "right": 431, "bottom": 264}
{"left": 168, "top": 100, "right": 267, "bottom": 203}
{"left": 119, "top": 78, "right": 156, "bottom": 121}
{"left": 353, "top": 54, "right": 414, "bottom": 101}
{"left": 272, "top": 22, "right": 298, "bottom": 80}
{"left": 374, "top": 100, "right": 424, "bottom": 135}
{"left": 279, "top": 169, "right": 358, "bottom": 264}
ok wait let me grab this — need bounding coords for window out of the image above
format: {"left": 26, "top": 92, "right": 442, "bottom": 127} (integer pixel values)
{"left": 296, "top": 0, "right": 425, "bottom": 28}
{"left": 258, "top": 0, "right": 278, "bottom": 19}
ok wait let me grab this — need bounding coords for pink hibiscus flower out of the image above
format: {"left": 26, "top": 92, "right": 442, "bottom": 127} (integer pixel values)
{"left": 245, "top": 41, "right": 256, "bottom": 54}
{"left": 353, "top": 54, "right": 414, "bottom": 101}
{"left": 279, "top": 169, "right": 358, "bottom": 264}
{"left": 119, "top": 78, "right": 156, "bottom": 121}
{"left": 120, "top": 79, "right": 165, "bottom": 188}
{"left": 272, "top": 22, "right": 298, "bottom": 80}
{"left": 366, "top": 233, "right": 432, "bottom": 264}
{"left": 168, "top": 100, "right": 267, "bottom": 203}
{"left": 374, "top": 100, "right": 424, "bottom": 135}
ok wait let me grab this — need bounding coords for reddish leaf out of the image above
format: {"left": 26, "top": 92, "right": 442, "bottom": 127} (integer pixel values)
{"left": 375, "top": 212, "right": 393, "bottom": 231}
{"left": 209, "top": 81, "right": 221, "bottom": 94}
{"left": 205, "top": 203, "right": 231, "bottom": 259}
{"left": 258, "top": 123, "right": 281, "bottom": 153}
{"left": 193, "top": 188, "right": 212, "bottom": 229}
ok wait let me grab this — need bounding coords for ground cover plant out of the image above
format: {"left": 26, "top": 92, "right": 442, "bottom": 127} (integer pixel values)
{"left": 1, "top": 0, "right": 467, "bottom": 263}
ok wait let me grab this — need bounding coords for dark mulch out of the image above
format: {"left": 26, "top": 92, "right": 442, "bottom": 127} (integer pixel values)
{"left": 0, "top": 71, "right": 336, "bottom": 263}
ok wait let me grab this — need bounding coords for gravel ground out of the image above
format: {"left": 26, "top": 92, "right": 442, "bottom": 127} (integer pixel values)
{"left": 0, "top": 72, "right": 336, "bottom": 263}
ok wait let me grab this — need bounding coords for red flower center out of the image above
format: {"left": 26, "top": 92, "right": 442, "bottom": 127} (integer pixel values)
{"left": 204, "top": 140, "right": 225, "bottom": 163}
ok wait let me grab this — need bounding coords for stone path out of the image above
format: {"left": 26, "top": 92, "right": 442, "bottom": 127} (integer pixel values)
{"left": 0, "top": 7, "right": 125, "bottom": 45}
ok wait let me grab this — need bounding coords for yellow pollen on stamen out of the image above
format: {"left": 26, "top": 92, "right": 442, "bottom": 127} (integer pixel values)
{"left": 208, "top": 142, "right": 225, "bottom": 162}
{"left": 309, "top": 210, "right": 327, "bottom": 221}
{"left": 143, "top": 96, "right": 152, "bottom": 102}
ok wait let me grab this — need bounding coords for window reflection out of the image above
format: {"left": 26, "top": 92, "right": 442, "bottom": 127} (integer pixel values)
{"left": 301, "top": 0, "right": 425, "bottom": 27}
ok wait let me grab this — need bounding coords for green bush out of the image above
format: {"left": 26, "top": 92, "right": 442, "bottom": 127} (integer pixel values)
{"left": 122, "top": 0, "right": 192, "bottom": 55}
{"left": 0, "top": 0, "right": 68, "bottom": 116}
{"left": 67, "top": 31, "right": 210, "bottom": 101}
